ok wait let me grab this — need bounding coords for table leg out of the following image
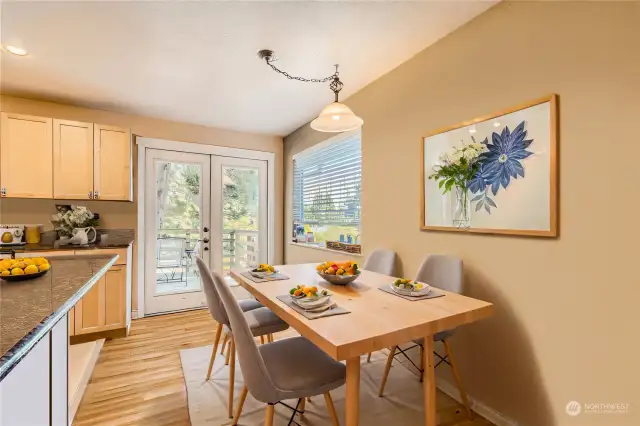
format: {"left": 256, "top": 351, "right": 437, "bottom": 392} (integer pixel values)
{"left": 345, "top": 357, "right": 360, "bottom": 426}
{"left": 423, "top": 335, "right": 436, "bottom": 426}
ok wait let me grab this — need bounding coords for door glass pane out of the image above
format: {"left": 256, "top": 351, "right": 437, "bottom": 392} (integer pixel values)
{"left": 222, "top": 166, "right": 260, "bottom": 276}
{"left": 155, "top": 161, "right": 203, "bottom": 294}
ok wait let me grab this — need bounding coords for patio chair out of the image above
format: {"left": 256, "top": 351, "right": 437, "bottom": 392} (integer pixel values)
{"left": 156, "top": 237, "right": 187, "bottom": 283}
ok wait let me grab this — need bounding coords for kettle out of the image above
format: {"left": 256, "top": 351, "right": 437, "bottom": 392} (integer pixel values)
{"left": 71, "top": 227, "right": 97, "bottom": 245}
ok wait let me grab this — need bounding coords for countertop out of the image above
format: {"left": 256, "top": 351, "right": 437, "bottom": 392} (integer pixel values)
{"left": 0, "top": 229, "right": 134, "bottom": 254}
{"left": 0, "top": 254, "right": 119, "bottom": 380}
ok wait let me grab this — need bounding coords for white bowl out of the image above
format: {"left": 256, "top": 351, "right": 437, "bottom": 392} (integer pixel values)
{"left": 292, "top": 295, "right": 332, "bottom": 309}
{"left": 389, "top": 282, "right": 431, "bottom": 297}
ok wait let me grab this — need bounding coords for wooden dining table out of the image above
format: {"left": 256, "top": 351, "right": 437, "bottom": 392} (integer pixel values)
{"left": 231, "top": 263, "right": 493, "bottom": 426}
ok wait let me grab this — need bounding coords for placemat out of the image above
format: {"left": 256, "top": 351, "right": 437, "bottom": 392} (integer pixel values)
{"left": 378, "top": 285, "right": 445, "bottom": 301}
{"left": 240, "top": 271, "right": 290, "bottom": 283}
{"left": 276, "top": 295, "right": 351, "bottom": 320}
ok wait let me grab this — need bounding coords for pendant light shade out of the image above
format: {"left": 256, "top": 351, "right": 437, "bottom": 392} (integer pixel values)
{"left": 310, "top": 102, "right": 364, "bottom": 133}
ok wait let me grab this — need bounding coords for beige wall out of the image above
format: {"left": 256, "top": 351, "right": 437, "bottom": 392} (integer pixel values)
{"left": 0, "top": 95, "right": 284, "bottom": 312}
{"left": 285, "top": 2, "right": 640, "bottom": 425}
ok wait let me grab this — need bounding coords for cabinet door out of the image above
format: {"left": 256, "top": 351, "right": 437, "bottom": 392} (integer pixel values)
{"left": 93, "top": 124, "right": 131, "bottom": 201}
{"left": 74, "top": 266, "right": 126, "bottom": 334}
{"left": 0, "top": 113, "right": 53, "bottom": 198}
{"left": 53, "top": 119, "right": 94, "bottom": 200}
{"left": 74, "top": 275, "right": 106, "bottom": 335}
{"left": 104, "top": 266, "right": 126, "bottom": 328}
{"left": 51, "top": 315, "right": 69, "bottom": 426}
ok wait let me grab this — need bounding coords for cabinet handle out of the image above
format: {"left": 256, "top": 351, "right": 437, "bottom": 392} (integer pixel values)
{"left": 1, "top": 188, "right": 5, "bottom": 197}
{"left": 89, "top": 191, "right": 93, "bottom": 199}
{"left": 94, "top": 191, "right": 99, "bottom": 199}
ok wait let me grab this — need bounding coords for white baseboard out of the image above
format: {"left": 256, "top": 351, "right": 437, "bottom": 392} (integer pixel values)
{"left": 131, "top": 309, "right": 140, "bottom": 319}
{"left": 436, "top": 378, "right": 518, "bottom": 426}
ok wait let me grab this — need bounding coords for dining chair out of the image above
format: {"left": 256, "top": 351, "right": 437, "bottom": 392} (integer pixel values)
{"left": 195, "top": 257, "right": 290, "bottom": 418}
{"left": 364, "top": 249, "right": 397, "bottom": 363}
{"left": 208, "top": 265, "right": 346, "bottom": 426}
{"left": 377, "top": 254, "right": 473, "bottom": 419}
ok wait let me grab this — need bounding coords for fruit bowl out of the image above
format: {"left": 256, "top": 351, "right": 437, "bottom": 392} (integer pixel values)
{"left": 318, "top": 270, "right": 360, "bottom": 285}
{"left": 390, "top": 279, "right": 430, "bottom": 297}
{"left": 0, "top": 268, "right": 50, "bottom": 282}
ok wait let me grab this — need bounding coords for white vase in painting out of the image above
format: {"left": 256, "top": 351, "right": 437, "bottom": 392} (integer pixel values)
{"left": 452, "top": 186, "right": 471, "bottom": 229}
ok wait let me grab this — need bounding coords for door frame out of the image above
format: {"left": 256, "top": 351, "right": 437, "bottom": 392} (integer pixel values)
{"left": 136, "top": 137, "right": 276, "bottom": 318}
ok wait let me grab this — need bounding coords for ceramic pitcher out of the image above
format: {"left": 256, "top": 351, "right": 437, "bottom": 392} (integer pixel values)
{"left": 71, "top": 227, "right": 97, "bottom": 245}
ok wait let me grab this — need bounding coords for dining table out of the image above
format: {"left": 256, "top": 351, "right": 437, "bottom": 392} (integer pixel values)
{"left": 230, "top": 263, "right": 493, "bottom": 426}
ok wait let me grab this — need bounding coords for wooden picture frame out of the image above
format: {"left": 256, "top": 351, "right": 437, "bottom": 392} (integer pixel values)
{"left": 420, "top": 94, "right": 558, "bottom": 237}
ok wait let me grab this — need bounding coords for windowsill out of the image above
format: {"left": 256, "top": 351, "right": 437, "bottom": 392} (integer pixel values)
{"left": 288, "top": 241, "right": 364, "bottom": 257}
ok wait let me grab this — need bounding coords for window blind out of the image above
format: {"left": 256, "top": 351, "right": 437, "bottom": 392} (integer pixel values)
{"left": 293, "top": 132, "right": 361, "bottom": 226}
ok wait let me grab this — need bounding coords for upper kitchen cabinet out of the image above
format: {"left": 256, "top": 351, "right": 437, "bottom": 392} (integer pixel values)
{"left": 94, "top": 124, "right": 132, "bottom": 201}
{"left": 53, "top": 119, "right": 95, "bottom": 200}
{"left": 0, "top": 113, "right": 53, "bottom": 198}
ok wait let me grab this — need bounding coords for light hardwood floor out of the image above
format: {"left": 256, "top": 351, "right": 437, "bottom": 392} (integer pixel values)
{"left": 74, "top": 309, "right": 494, "bottom": 426}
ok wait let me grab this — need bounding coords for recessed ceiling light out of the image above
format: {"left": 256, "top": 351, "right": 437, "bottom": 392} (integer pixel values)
{"left": 5, "top": 46, "right": 28, "bottom": 56}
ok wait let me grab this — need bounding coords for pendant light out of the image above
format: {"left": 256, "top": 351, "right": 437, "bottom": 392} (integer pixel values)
{"left": 258, "top": 49, "right": 363, "bottom": 133}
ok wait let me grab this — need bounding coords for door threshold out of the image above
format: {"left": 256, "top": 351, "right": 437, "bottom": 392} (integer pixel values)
{"left": 144, "top": 306, "right": 208, "bottom": 318}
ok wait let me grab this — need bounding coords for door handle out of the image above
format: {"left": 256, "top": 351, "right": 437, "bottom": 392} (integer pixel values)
{"left": 203, "top": 227, "right": 209, "bottom": 232}
{"left": 204, "top": 247, "right": 209, "bottom": 251}
{"left": 202, "top": 238, "right": 210, "bottom": 243}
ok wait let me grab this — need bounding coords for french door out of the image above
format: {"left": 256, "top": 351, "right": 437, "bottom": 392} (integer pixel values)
{"left": 144, "top": 149, "right": 268, "bottom": 315}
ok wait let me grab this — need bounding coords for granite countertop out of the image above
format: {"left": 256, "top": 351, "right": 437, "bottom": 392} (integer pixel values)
{"left": 0, "top": 254, "right": 118, "bottom": 380}
{"left": 0, "top": 229, "right": 134, "bottom": 254}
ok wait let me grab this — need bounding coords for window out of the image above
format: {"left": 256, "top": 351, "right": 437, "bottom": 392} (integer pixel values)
{"left": 293, "top": 131, "right": 361, "bottom": 244}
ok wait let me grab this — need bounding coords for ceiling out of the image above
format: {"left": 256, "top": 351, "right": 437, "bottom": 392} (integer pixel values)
{"left": 1, "top": 1, "right": 495, "bottom": 136}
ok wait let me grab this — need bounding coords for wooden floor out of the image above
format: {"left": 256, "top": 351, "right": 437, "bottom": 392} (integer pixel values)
{"left": 74, "top": 310, "right": 493, "bottom": 426}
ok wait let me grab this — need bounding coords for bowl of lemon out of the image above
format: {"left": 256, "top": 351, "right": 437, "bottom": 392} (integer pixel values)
{"left": 0, "top": 257, "right": 51, "bottom": 282}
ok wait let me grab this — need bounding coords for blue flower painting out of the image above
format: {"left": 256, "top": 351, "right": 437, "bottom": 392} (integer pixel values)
{"left": 470, "top": 121, "right": 534, "bottom": 213}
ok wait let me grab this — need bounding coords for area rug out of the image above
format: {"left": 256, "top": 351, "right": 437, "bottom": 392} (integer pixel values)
{"left": 180, "top": 342, "right": 458, "bottom": 425}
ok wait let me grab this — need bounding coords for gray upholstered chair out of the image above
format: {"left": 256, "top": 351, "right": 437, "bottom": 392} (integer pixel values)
{"left": 207, "top": 264, "right": 346, "bottom": 426}
{"left": 363, "top": 248, "right": 397, "bottom": 276}
{"left": 377, "top": 254, "right": 472, "bottom": 419}
{"left": 195, "top": 257, "right": 290, "bottom": 418}
{"left": 364, "top": 249, "right": 398, "bottom": 362}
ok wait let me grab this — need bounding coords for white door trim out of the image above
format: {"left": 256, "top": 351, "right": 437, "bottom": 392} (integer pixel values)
{"left": 136, "top": 136, "right": 276, "bottom": 317}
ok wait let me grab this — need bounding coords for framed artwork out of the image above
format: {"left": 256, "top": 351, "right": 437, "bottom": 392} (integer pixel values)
{"left": 420, "top": 94, "right": 558, "bottom": 237}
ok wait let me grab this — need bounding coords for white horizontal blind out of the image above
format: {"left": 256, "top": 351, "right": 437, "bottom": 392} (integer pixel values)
{"left": 293, "top": 132, "right": 361, "bottom": 226}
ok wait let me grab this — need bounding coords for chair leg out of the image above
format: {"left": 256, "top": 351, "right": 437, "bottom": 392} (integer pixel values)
{"left": 419, "top": 344, "right": 425, "bottom": 383}
{"left": 228, "top": 338, "right": 236, "bottom": 418}
{"left": 324, "top": 392, "right": 340, "bottom": 426}
{"left": 265, "top": 404, "right": 275, "bottom": 426}
{"left": 260, "top": 335, "right": 265, "bottom": 344}
{"left": 443, "top": 339, "right": 473, "bottom": 420}
{"left": 366, "top": 352, "right": 372, "bottom": 363}
{"left": 378, "top": 346, "right": 397, "bottom": 397}
{"left": 225, "top": 337, "right": 232, "bottom": 365}
{"left": 232, "top": 386, "right": 248, "bottom": 426}
{"left": 299, "top": 397, "right": 306, "bottom": 418}
{"left": 221, "top": 334, "right": 229, "bottom": 355}
{"left": 206, "top": 323, "right": 223, "bottom": 380}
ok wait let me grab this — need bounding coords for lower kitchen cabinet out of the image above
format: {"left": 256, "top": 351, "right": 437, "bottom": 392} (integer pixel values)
{"left": 74, "top": 265, "right": 126, "bottom": 335}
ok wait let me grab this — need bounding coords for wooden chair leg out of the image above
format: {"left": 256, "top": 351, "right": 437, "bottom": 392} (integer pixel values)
{"left": 221, "top": 334, "right": 229, "bottom": 354}
{"left": 366, "top": 352, "right": 372, "bottom": 363}
{"left": 225, "top": 337, "right": 232, "bottom": 365}
{"left": 419, "top": 344, "right": 425, "bottom": 383}
{"left": 206, "top": 324, "right": 223, "bottom": 380}
{"left": 378, "top": 346, "right": 397, "bottom": 397}
{"left": 299, "top": 397, "right": 306, "bottom": 418}
{"left": 260, "top": 335, "right": 265, "bottom": 344}
{"left": 324, "top": 392, "right": 340, "bottom": 426}
{"left": 443, "top": 339, "right": 473, "bottom": 420}
{"left": 265, "top": 404, "right": 275, "bottom": 426}
{"left": 228, "top": 338, "right": 236, "bottom": 418}
{"left": 232, "top": 386, "right": 248, "bottom": 425}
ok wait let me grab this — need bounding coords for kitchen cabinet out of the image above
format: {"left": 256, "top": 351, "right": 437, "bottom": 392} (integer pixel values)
{"left": 0, "top": 112, "right": 132, "bottom": 201}
{"left": 53, "top": 119, "right": 94, "bottom": 200}
{"left": 0, "top": 113, "right": 53, "bottom": 199}
{"left": 93, "top": 124, "right": 132, "bottom": 201}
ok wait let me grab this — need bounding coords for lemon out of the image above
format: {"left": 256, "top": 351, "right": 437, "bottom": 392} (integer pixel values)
{"left": 24, "top": 265, "right": 39, "bottom": 275}
{"left": 0, "top": 260, "right": 11, "bottom": 270}
{"left": 33, "top": 258, "right": 47, "bottom": 266}
{"left": 11, "top": 268, "right": 25, "bottom": 275}
{"left": 39, "top": 263, "right": 51, "bottom": 272}
{"left": 22, "top": 259, "right": 35, "bottom": 266}
{"left": 0, "top": 270, "right": 9, "bottom": 276}
{"left": 13, "top": 262, "right": 27, "bottom": 270}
